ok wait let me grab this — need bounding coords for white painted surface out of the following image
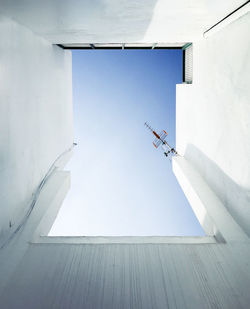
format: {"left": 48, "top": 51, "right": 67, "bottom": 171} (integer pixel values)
{"left": 203, "top": 1, "right": 250, "bottom": 38}
{"left": 173, "top": 156, "right": 248, "bottom": 242}
{"left": 1, "top": 3, "right": 250, "bottom": 309}
{"left": 36, "top": 235, "right": 216, "bottom": 244}
{"left": 176, "top": 12, "right": 250, "bottom": 236}
{"left": 0, "top": 0, "right": 245, "bottom": 43}
{"left": 0, "top": 170, "right": 70, "bottom": 294}
{"left": 0, "top": 15, "right": 73, "bottom": 246}
{"left": 1, "top": 167, "right": 250, "bottom": 308}
{"left": 1, "top": 242, "right": 250, "bottom": 308}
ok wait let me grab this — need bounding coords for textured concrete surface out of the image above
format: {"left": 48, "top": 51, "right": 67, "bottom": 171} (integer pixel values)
{"left": 1, "top": 242, "right": 250, "bottom": 309}
{"left": 0, "top": 0, "right": 245, "bottom": 43}
{"left": 0, "top": 15, "right": 73, "bottom": 246}
{"left": 176, "top": 12, "right": 250, "bottom": 236}
{"left": 0, "top": 2, "right": 250, "bottom": 309}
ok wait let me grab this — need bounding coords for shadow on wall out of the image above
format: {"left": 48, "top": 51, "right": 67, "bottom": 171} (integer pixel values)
{"left": 0, "top": 0, "right": 159, "bottom": 42}
{"left": 184, "top": 144, "right": 250, "bottom": 237}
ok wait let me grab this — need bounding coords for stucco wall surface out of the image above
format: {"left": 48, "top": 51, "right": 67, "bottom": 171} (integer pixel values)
{"left": 0, "top": 163, "right": 250, "bottom": 309}
{"left": 176, "top": 13, "right": 250, "bottom": 235}
{"left": 0, "top": 4, "right": 250, "bottom": 309}
{"left": 1, "top": 241, "right": 250, "bottom": 309}
{"left": 0, "top": 15, "right": 73, "bottom": 245}
{"left": 0, "top": 0, "right": 245, "bottom": 43}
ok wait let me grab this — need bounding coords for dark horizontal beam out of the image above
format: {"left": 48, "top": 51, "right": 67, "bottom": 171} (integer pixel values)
{"left": 57, "top": 45, "right": 182, "bottom": 50}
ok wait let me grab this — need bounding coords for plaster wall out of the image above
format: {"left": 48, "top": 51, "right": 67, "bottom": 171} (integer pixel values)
{"left": 0, "top": 15, "right": 73, "bottom": 246}
{"left": 1, "top": 159, "right": 250, "bottom": 309}
{"left": 0, "top": 0, "right": 245, "bottom": 43}
{"left": 176, "top": 13, "right": 250, "bottom": 235}
{"left": 1, "top": 241, "right": 250, "bottom": 308}
{"left": 0, "top": 3, "right": 250, "bottom": 308}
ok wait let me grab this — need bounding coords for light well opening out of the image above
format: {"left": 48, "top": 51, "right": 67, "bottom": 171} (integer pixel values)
{"left": 49, "top": 47, "right": 203, "bottom": 237}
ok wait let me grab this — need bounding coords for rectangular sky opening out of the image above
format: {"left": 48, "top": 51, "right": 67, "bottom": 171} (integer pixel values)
{"left": 49, "top": 49, "right": 204, "bottom": 236}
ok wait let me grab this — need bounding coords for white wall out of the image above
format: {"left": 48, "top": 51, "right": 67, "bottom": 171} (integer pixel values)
{"left": 176, "top": 12, "right": 250, "bottom": 235}
{"left": 1, "top": 241, "right": 250, "bottom": 308}
{"left": 0, "top": 14, "right": 73, "bottom": 246}
{"left": 0, "top": 3, "right": 250, "bottom": 309}
{"left": 0, "top": 0, "right": 245, "bottom": 43}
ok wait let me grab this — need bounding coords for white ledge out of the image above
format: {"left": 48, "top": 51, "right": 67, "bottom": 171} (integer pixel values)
{"left": 32, "top": 235, "right": 217, "bottom": 244}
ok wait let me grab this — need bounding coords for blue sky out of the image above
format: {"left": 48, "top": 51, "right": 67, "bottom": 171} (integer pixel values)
{"left": 49, "top": 49, "right": 204, "bottom": 236}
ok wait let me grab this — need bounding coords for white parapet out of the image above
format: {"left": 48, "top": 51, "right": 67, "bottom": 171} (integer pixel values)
{"left": 172, "top": 156, "right": 249, "bottom": 243}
